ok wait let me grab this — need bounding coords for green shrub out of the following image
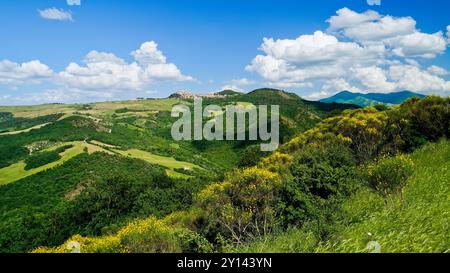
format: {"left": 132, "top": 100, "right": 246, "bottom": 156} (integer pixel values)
{"left": 234, "top": 228, "right": 318, "bottom": 253}
{"left": 399, "top": 96, "right": 450, "bottom": 142}
{"left": 54, "top": 144, "right": 74, "bottom": 153}
{"left": 34, "top": 216, "right": 213, "bottom": 253}
{"left": 0, "top": 145, "right": 29, "bottom": 168}
{"left": 367, "top": 154, "right": 414, "bottom": 200}
{"left": 174, "top": 229, "right": 214, "bottom": 253}
{"left": 0, "top": 113, "right": 63, "bottom": 132}
{"left": 280, "top": 139, "right": 358, "bottom": 228}
{"left": 196, "top": 167, "right": 282, "bottom": 245}
{"left": 238, "top": 145, "right": 271, "bottom": 168}
{"left": 118, "top": 217, "right": 184, "bottom": 253}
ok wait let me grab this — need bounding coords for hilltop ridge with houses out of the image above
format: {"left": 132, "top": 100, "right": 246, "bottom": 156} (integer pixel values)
{"left": 168, "top": 90, "right": 242, "bottom": 99}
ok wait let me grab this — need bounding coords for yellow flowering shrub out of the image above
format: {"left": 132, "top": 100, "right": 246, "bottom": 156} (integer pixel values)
{"left": 367, "top": 154, "right": 414, "bottom": 200}
{"left": 196, "top": 167, "right": 281, "bottom": 244}
{"left": 33, "top": 216, "right": 212, "bottom": 253}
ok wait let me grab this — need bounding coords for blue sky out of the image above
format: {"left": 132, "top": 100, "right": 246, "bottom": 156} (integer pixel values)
{"left": 0, "top": 0, "right": 449, "bottom": 105}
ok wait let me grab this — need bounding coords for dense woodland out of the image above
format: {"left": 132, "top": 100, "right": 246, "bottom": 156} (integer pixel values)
{"left": 0, "top": 113, "right": 63, "bottom": 134}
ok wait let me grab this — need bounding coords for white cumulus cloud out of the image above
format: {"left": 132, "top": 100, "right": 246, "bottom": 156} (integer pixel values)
{"left": 323, "top": 78, "right": 361, "bottom": 93}
{"left": 0, "top": 60, "right": 53, "bottom": 85}
{"left": 38, "top": 8, "right": 73, "bottom": 21}
{"left": 221, "top": 78, "right": 256, "bottom": 92}
{"left": 230, "top": 78, "right": 255, "bottom": 86}
{"left": 427, "top": 65, "right": 449, "bottom": 76}
{"left": 327, "top": 8, "right": 381, "bottom": 31}
{"left": 0, "top": 41, "right": 193, "bottom": 103}
{"left": 337, "top": 13, "right": 417, "bottom": 42}
{"left": 384, "top": 31, "right": 447, "bottom": 58}
{"left": 388, "top": 65, "right": 450, "bottom": 94}
{"left": 246, "top": 30, "right": 385, "bottom": 85}
{"left": 221, "top": 85, "right": 244, "bottom": 92}
{"left": 327, "top": 8, "right": 448, "bottom": 58}
{"left": 58, "top": 41, "right": 193, "bottom": 91}
{"left": 131, "top": 41, "right": 167, "bottom": 65}
{"left": 246, "top": 7, "right": 450, "bottom": 97}
{"left": 352, "top": 66, "right": 396, "bottom": 92}
{"left": 304, "top": 91, "right": 333, "bottom": 100}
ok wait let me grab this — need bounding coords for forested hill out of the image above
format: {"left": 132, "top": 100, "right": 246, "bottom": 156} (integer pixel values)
{"left": 0, "top": 88, "right": 358, "bottom": 253}
{"left": 202, "top": 88, "right": 360, "bottom": 141}
{"left": 1, "top": 91, "right": 447, "bottom": 253}
{"left": 31, "top": 95, "right": 449, "bottom": 254}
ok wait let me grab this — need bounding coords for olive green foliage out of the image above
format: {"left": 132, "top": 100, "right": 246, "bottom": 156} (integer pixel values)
{"left": 0, "top": 112, "right": 13, "bottom": 122}
{"left": 114, "top": 108, "right": 147, "bottom": 114}
{"left": 199, "top": 96, "right": 448, "bottom": 249}
{"left": 234, "top": 98, "right": 449, "bottom": 253}
{"left": 308, "top": 107, "right": 388, "bottom": 162}
{"left": 288, "top": 96, "right": 450, "bottom": 162}
{"left": 0, "top": 145, "right": 29, "bottom": 169}
{"left": 279, "top": 138, "right": 359, "bottom": 239}
{"left": 0, "top": 153, "right": 211, "bottom": 253}
{"left": 0, "top": 116, "right": 105, "bottom": 168}
{"left": 0, "top": 113, "right": 63, "bottom": 133}
{"left": 400, "top": 97, "right": 450, "bottom": 141}
{"left": 34, "top": 216, "right": 213, "bottom": 253}
{"left": 24, "top": 145, "right": 73, "bottom": 170}
{"left": 24, "top": 151, "right": 61, "bottom": 170}
{"left": 237, "top": 145, "right": 271, "bottom": 168}
{"left": 37, "top": 95, "right": 449, "bottom": 253}
{"left": 202, "top": 88, "right": 358, "bottom": 142}
{"left": 315, "top": 140, "right": 450, "bottom": 253}
{"left": 367, "top": 154, "right": 414, "bottom": 199}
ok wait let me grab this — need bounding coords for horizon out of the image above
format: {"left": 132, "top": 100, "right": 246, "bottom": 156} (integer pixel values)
{"left": 1, "top": 0, "right": 450, "bottom": 105}
{"left": 0, "top": 88, "right": 429, "bottom": 107}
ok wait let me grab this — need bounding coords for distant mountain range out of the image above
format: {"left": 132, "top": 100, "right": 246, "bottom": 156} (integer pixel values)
{"left": 320, "top": 91, "right": 426, "bottom": 107}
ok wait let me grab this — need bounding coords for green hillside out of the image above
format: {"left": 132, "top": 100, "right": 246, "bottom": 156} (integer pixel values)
{"left": 28, "top": 95, "right": 449, "bottom": 254}
{"left": 0, "top": 153, "right": 211, "bottom": 252}
{"left": 237, "top": 140, "right": 450, "bottom": 253}
{"left": 320, "top": 140, "right": 450, "bottom": 253}
{"left": 202, "top": 88, "right": 359, "bottom": 141}
{"left": 0, "top": 89, "right": 363, "bottom": 253}
{"left": 216, "top": 90, "right": 242, "bottom": 96}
